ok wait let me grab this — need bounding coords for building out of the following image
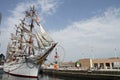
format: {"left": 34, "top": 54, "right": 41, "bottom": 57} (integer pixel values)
{"left": 78, "top": 57, "right": 120, "bottom": 70}
{"left": 0, "top": 53, "right": 5, "bottom": 65}
{"left": 43, "top": 61, "right": 75, "bottom": 69}
{"left": 59, "top": 61, "right": 75, "bottom": 68}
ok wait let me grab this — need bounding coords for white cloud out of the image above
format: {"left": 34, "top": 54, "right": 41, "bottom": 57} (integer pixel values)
{"left": 51, "top": 8, "right": 120, "bottom": 61}
{"left": 7, "top": 0, "right": 60, "bottom": 27}
{"left": 38, "top": 0, "right": 60, "bottom": 15}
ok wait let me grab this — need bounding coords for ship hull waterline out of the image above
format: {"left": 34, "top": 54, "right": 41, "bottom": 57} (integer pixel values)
{"left": 4, "top": 62, "right": 40, "bottom": 78}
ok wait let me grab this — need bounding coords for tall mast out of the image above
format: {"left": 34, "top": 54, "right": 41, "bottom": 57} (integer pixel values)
{"left": 19, "top": 19, "right": 24, "bottom": 51}
{"left": 28, "top": 6, "right": 35, "bottom": 55}
{"left": 20, "top": 25, "right": 23, "bottom": 50}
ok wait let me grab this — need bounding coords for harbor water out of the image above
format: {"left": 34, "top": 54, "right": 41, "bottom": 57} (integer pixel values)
{"left": 0, "top": 69, "right": 116, "bottom": 80}
{"left": 0, "top": 70, "right": 79, "bottom": 80}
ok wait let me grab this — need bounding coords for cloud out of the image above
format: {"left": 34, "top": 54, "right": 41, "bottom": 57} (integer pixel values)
{"left": 0, "top": 0, "right": 60, "bottom": 56}
{"left": 51, "top": 7, "right": 120, "bottom": 61}
{"left": 38, "top": 0, "right": 60, "bottom": 15}
{"left": 6, "top": 0, "right": 60, "bottom": 27}
{"left": 1, "top": 1, "right": 120, "bottom": 62}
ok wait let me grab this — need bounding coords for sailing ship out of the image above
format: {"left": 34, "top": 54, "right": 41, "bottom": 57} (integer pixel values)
{"left": 3, "top": 6, "right": 57, "bottom": 78}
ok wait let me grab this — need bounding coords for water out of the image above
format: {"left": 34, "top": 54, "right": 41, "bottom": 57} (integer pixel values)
{"left": 0, "top": 71, "right": 80, "bottom": 80}
{"left": 0, "top": 69, "right": 116, "bottom": 80}
{"left": 1, "top": 74, "right": 81, "bottom": 80}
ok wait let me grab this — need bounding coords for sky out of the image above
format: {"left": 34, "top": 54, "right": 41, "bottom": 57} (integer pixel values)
{"left": 0, "top": 0, "right": 120, "bottom": 62}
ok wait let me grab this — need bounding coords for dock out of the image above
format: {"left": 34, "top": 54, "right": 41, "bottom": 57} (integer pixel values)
{"left": 42, "top": 69, "right": 120, "bottom": 80}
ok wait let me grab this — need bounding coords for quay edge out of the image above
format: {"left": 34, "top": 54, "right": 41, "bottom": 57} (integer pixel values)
{"left": 42, "top": 69, "right": 120, "bottom": 80}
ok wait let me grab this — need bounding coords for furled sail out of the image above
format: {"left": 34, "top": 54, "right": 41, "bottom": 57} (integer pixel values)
{"left": 36, "top": 31, "right": 50, "bottom": 47}
{"left": 35, "top": 32, "right": 44, "bottom": 49}
{"left": 39, "top": 24, "right": 53, "bottom": 43}
{"left": 17, "top": 25, "right": 31, "bottom": 33}
{"left": 34, "top": 17, "right": 53, "bottom": 43}
{"left": 11, "top": 33, "right": 18, "bottom": 41}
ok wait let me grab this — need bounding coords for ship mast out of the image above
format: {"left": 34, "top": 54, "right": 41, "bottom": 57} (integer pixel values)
{"left": 6, "top": 5, "right": 57, "bottom": 63}
{"left": 28, "top": 6, "right": 35, "bottom": 55}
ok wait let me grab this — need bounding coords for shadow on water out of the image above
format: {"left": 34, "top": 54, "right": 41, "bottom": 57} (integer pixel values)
{"left": 0, "top": 69, "right": 118, "bottom": 80}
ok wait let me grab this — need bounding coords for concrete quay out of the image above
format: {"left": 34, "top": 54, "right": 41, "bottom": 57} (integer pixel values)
{"left": 42, "top": 69, "right": 120, "bottom": 80}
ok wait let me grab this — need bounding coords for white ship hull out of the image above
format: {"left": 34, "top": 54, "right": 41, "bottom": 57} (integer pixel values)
{"left": 4, "top": 43, "right": 57, "bottom": 78}
{"left": 4, "top": 62, "right": 40, "bottom": 78}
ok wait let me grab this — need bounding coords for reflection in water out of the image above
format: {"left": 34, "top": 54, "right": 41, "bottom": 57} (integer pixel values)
{"left": 1, "top": 73, "right": 81, "bottom": 80}
{"left": 0, "top": 70, "right": 112, "bottom": 80}
{"left": 1, "top": 73, "right": 64, "bottom": 80}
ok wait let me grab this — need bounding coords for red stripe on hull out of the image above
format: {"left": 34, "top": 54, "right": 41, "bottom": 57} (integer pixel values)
{"left": 4, "top": 71, "right": 38, "bottom": 78}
